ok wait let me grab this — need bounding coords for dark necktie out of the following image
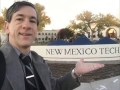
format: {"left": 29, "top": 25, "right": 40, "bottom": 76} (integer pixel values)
{"left": 19, "top": 54, "right": 37, "bottom": 90}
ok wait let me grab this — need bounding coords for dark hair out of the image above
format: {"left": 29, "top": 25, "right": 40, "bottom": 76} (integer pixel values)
{"left": 6, "top": 1, "right": 39, "bottom": 25}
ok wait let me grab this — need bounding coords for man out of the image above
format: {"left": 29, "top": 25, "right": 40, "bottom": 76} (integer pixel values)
{"left": 0, "top": 1, "right": 104, "bottom": 90}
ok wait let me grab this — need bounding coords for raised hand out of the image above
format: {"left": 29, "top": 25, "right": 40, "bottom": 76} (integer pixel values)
{"left": 74, "top": 59, "right": 105, "bottom": 76}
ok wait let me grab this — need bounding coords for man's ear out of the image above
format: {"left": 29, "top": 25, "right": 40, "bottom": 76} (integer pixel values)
{"left": 4, "top": 21, "right": 9, "bottom": 34}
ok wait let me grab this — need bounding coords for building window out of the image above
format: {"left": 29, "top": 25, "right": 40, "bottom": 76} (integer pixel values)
{"left": 42, "top": 38, "right": 44, "bottom": 40}
{"left": 45, "top": 36, "right": 48, "bottom": 40}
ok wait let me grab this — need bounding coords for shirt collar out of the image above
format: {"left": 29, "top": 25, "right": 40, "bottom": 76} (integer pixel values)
{"left": 13, "top": 46, "right": 32, "bottom": 60}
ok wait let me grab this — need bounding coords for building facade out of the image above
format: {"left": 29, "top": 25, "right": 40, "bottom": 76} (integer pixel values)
{"left": 35, "top": 30, "right": 59, "bottom": 43}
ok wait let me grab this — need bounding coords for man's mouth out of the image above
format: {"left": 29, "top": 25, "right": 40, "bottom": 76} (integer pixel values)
{"left": 19, "top": 32, "right": 32, "bottom": 36}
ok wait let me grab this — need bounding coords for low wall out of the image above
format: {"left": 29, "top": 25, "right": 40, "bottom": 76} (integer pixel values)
{"left": 31, "top": 44, "right": 120, "bottom": 64}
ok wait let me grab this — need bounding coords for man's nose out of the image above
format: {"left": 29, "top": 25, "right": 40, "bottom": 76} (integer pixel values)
{"left": 22, "top": 20, "right": 31, "bottom": 29}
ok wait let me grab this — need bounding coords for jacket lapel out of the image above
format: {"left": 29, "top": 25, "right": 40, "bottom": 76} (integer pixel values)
{"left": 32, "top": 53, "right": 51, "bottom": 90}
{"left": 1, "top": 43, "right": 25, "bottom": 90}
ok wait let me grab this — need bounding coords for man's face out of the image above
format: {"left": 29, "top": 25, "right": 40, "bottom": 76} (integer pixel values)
{"left": 5, "top": 6, "right": 38, "bottom": 48}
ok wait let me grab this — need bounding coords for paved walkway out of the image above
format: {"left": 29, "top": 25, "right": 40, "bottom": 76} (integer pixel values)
{"left": 74, "top": 75, "right": 120, "bottom": 90}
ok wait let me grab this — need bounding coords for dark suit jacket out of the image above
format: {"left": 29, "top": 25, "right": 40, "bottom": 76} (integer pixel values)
{"left": 0, "top": 43, "right": 80, "bottom": 90}
{"left": 0, "top": 50, "right": 6, "bottom": 89}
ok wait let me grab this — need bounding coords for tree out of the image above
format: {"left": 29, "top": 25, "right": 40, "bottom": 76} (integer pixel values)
{"left": 35, "top": 3, "right": 51, "bottom": 30}
{"left": 0, "top": 3, "right": 51, "bottom": 31}
{"left": 68, "top": 11, "right": 120, "bottom": 40}
{"left": 102, "top": 14, "right": 120, "bottom": 27}
{"left": 2, "top": 8, "right": 7, "bottom": 20}
{"left": 68, "top": 11, "right": 96, "bottom": 39}
{"left": 0, "top": 8, "right": 7, "bottom": 30}
{"left": 57, "top": 28, "right": 74, "bottom": 40}
{"left": 0, "top": 16, "right": 5, "bottom": 30}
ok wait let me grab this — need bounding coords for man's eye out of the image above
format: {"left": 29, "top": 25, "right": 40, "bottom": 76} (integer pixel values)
{"left": 30, "top": 20, "right": 37, "bottom": 23}
{"left": 16, "top": 18, "right": 23, "bottom": 21}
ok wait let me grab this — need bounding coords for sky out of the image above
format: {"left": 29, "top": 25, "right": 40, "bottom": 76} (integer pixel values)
{"left": 0, "top": 0, "right": 120, "bottom": 30}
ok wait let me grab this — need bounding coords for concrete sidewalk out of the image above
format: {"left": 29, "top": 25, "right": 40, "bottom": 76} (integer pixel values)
{"left": 74, "top": 75, "right": 120, "bottom": 90}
